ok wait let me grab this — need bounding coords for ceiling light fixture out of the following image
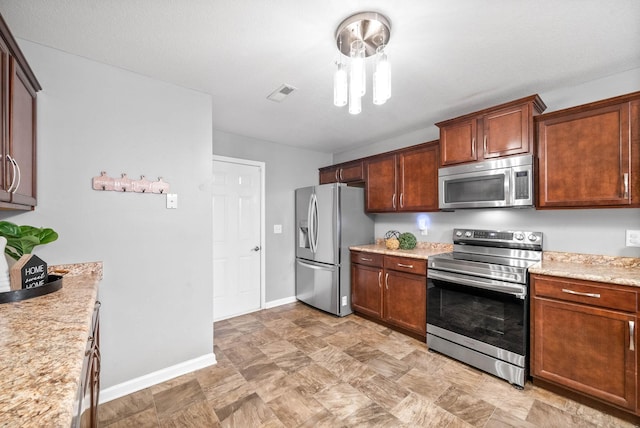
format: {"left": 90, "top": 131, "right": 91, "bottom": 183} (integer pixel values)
{"left": 333, "top": 12, "right": 391, "bottom": 115}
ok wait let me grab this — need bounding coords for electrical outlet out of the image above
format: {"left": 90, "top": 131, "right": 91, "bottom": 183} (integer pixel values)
{"left": 273, "top": 224, "right": 283, "bottom": 234}
{"left": 166, "top": 193, "right": 178, "bottom": 209}
{"left": 626, "top": 230, "right": 640, "bottom": 247}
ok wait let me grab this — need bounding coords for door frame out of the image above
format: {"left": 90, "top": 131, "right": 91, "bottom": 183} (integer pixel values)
{"left": 212, "top": 155, "right": 266, "bottom": 318}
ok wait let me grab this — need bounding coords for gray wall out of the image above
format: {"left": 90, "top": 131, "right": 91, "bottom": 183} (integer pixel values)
{"left": 2, "top": 41, "right": 215, "bottom": 389}
{"left": 212, "top": 130, "right": 332, "bottom": 303}
{"left": 333, "top": 67, "right": 640, "bottom": 257}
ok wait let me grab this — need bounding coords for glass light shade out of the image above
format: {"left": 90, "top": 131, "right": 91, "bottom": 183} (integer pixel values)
{"left": 333, "top": 63, "right": 347, "bottom": 107}
{"left": 349, "top": 40, "right": 366, "bottom": 97}
{"left": 348, "top": 84, "right": 362, "bottom": 115}
{"left": 373, "top": 47, "right": 391, "bottom": 105}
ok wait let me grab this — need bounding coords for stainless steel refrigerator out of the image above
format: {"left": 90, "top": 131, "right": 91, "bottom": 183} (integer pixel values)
{"left": 295, "top": 183, "right": 374, "bottom": 316}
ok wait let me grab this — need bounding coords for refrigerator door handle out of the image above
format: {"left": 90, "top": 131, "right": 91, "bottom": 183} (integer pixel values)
{"left": 307, "top": 193, "right": 316, "bottom": 253}
{"left": 296, "top": 259, "right": 337, "bottom": 271}
{"left": 310, "top": 193, "right": 319, "bottom": 253}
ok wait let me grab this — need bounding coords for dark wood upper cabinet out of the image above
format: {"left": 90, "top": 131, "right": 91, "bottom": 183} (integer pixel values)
{"left": 0, "top": 14, "right": 40, "bottom": 210}
{"left": 436, "top": 95, "right": 546, "bottom": 167}
{"left": 398, "top": 143, "right": 439, "bottom": 212}
{"left": 536, "top": 92, "right": 640, "bottom": 208}
{"left": 319, "top": 160, "right": 364, "bottom": 185}
{"left": 365, "top": 153, "right": 397, "bottom": 212}
{"left": 365, "top": 140, "right": 439, "bottom": 213}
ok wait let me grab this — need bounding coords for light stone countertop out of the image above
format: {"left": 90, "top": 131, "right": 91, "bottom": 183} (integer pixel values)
{"left": 0, "top": 262, "right": 102, "bottom": 426}
{"left": 350, "top": 242, "right": 453, "bottom": 260}
{"left": 528, "top": 251, "right": 640, "bottom": 287}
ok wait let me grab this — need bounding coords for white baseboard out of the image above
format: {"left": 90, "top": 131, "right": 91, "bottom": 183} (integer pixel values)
{"left": 99, "top": 353, "right": 217, "bottom": 404}
{"left": 265, "top": 296, "right": 297, "bottom": 309}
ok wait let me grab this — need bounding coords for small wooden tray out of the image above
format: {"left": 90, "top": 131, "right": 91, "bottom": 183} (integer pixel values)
{"left": 0, "top": 275, "right": 63, "bottom": 304}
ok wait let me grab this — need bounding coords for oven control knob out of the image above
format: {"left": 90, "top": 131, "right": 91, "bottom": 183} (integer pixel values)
{"left": 514, "top": 233, "right": 524, "bottom": 241}
{"left": 464, "top": 231, "right": 472, "bottom": 238}
{"left": 528, "top": 234, "right": 538, "bottom": 242}
{"left": 455, "top": 230, "right": 463, "bottom": 237}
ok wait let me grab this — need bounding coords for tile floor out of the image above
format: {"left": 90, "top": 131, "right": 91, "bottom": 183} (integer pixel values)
{"left": 99, "top": 302, "right": 638, "bottom": 427}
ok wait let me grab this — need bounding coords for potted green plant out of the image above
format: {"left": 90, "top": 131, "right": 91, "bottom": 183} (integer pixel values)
{"left": 0, "top": 221, "right": 59, "bottom": 261}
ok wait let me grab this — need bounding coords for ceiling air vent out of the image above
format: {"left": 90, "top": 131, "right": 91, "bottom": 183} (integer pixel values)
{"left": 267, "top": 84, "right": 297, "bottom": 102}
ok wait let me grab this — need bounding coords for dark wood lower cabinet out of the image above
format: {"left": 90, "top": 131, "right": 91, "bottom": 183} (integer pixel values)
{"left": 531, "top": 275, "right": 638, "bottom": 415}
{"left": 351, "top": 262, "right": 383, "bottom": 319}
{"left": 384, "top": 269, "right": 426, "bottom": 336}
{"left": 351, "top": 250, "right": 427, "bottom": 339}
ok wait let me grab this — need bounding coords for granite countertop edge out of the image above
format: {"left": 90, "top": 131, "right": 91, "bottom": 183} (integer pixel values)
{"left": 0, "top": 261, "right": 102, "bottom": 426}
{"left": 529, "top": 253, "right": 640, "bottom": 287}
{"left": 349, "top": 242, "right": 453, "bottom": 260}
{"left": 351, "top": 244, "right": 640, "bottom": 287}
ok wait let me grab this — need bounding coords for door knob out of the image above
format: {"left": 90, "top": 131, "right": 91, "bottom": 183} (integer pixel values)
{"left": 252, "top": 246, "right": 260, "bottom": 251}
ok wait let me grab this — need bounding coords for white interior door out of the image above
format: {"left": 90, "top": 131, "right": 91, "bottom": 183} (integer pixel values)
{"left": 212, "top": 158, "right": 263, "bottom": 321}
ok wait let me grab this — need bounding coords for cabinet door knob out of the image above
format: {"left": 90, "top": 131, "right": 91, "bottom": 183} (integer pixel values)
{"left": 252, "top": 246, "right": 261, "bottom": 252}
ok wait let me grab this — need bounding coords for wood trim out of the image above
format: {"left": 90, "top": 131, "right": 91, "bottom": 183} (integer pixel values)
{"left": 435, "top": 94, "right": 546, "bottom": 128}
{"left": 535, "top": 91, "right": 640, "bottom": 122}
{"left": 0, "top": 14, "right": 41, "bottom": 92}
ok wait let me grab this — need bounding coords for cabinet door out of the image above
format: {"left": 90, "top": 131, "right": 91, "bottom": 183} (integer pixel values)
{"left": 538, "top": 102, "right": 632, "bottom": 207}
{"left": 319, "top": 162, "right": 364, "bottom": 185}
{"left": 399, "top": 144, "right": 439, "bottom": 212}
{"left": 483, "top": 103, "right": 531, "bottom": 159}
{"left": 319, "top": 167, "right": 338, "bottom": 184}
{"left": 365, "top": 154, "right": 397, "bottom": 212}
{"left": 383, "top": 270, "right": 426, "bottom": 336}
{"left": 351, "top": 263, "right": 383, "bottom": 319}
{"left": 439, "top": 118, "right": 477, "bottom": 166}
{"left": 532, "top": 297, "right": 636, "bottom": 410}
{"left": 8, "top": 59, "right": 36, "bottom": 207}
{"left": 0, "top": 38, "right": 9, "bottom": 202}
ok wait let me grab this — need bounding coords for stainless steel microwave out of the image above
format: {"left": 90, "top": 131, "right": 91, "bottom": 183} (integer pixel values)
{"left": 438, "top": 154, "right": 534, "bottom": 209}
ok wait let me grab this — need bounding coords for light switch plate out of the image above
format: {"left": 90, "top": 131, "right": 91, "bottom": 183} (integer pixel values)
{"left": 626, "top": 230, "right": 640, "bottom": 247}
{"left": 166, "top": 193, "right": 178, "bottom": 209}
{"left": 273, "top": 224, "right": 282, "bottom": 234}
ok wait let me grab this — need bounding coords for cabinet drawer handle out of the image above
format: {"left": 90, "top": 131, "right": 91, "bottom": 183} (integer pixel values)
{"left": 385, "top": 272, "right": 389, "bottom": 290}
{"left": 360, "top": 257, "right": 373, "bottom": 262}
{"left": 630, "top": 321, "right": 635, "bottom": 352}
{"left": 623, "top": 173, "right": 629, "bottom": 198}
{"left": 397, "top": 263, "right": 414, "bottom": 269}
{"left": 561, "top": 288, "right": 600, "bottom": 298}
{"left": 378, "top": 271, "right": 382, "bottom": 288}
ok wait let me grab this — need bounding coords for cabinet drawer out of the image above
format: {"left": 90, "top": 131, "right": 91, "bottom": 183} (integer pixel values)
{"left": 532, "top": 275, "right": 637, "bottom": 312}
{"left": 351, "top": 251, "right": 383, "bottom": 267}
{"left": 384, "top": 256, "right": 427, "bottom": 275}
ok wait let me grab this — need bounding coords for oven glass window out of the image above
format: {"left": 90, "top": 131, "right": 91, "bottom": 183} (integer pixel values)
{"left": 427, "top": 279, "right": 526, "bottom": 355}
{"left": 444, "top": 173, "right": 505, "bottom": 203}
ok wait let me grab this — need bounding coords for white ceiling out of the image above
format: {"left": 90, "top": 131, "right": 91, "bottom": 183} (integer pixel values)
{"left": 0, "top": 0, "right": 639, "bottom": 154}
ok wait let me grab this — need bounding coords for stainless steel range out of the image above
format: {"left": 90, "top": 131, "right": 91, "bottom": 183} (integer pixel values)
{"left": 426, "top": 228, "right": 543, "bottom": 388}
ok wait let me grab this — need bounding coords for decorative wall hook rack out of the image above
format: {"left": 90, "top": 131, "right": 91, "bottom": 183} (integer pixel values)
{"left": 92, "top": 172, "right": 170, "bottom": 194}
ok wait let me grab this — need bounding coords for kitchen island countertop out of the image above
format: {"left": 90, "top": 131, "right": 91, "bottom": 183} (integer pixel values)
{"left": 529, "top": 252, "right": 640, "bottom": 287}
{"left": 350, "top": 242, "right": 453, "bottom": 260}
{"left": 0, "top": 262, "right": 102, "bottom": 426}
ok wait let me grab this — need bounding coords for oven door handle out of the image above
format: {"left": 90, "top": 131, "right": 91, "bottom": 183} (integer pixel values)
{"left": 428, "top": 270, "right": 527, "bottom": 299}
